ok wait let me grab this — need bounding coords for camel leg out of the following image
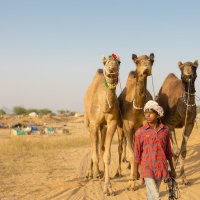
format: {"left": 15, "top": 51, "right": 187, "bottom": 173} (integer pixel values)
{"left": 169, "top": 128, "right": 180, "bottom": 157}
{"left": 89, "top": 123, "right": 101, "bottom": 179}
{"left": 115, "top": 126, "right": 123, "bottom": 177}
{"left": 85, "top": 118, "right": 93, "bottom": 179}
{"left": 99, "top": 125, "right": 106, "bottom": 178}
{"left": 103, "top": 122, "right": 117, "bottom": 196}
{"left": 122, "top": 136, "right": 128, "bottom": 163}
{"left": 179, "top": 123, "right": 194, "bottom": 185}
{"left": 123, "top": 121, "right": 136, "bottom": 190}
{"left": 86, "top": 159, "right": 93, "bottom": 179}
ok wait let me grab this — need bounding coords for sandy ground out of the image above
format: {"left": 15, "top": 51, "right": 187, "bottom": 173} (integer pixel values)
{"left": 0, "top": 116, "right": 200, "bottom": 200}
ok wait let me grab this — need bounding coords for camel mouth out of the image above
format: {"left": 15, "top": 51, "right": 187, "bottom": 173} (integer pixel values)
{"left": 104, "top": 71, "right": 119, "bottom": 79}
{"left": 183, "top": 74, "right": 192, "bottom": 79}
{"left": 184, "top": 73, "right": 192, "bottom": 77}
{"left": 142, "top": 69, "right": 151, "bottom": 76}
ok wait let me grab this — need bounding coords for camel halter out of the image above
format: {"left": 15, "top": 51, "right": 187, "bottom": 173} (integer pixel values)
{"left": 182, "top": 79, "right": 196, "bottom": 107}
{"left": 103, "top": 60, "right": 119, "bottom": 90}
{"left": 132, "top": 98, "right": 143, "bottom": 110}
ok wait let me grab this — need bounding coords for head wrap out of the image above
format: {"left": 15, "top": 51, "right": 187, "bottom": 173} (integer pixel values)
{"left": 109, "top": 53, "right": 121, "bottom": 62}
{"left": 144, "top": 100, "right": 164, "bottom": 117}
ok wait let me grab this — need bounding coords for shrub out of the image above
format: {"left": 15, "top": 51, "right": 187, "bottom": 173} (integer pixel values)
{"left": 39, "top": 109, "right": 53, "bottom": 115}
{"left": 0, "top": 109, "right": 6, "bottom": 115}
{"left": 13, "top": 106, "right": 27, "bottom": 115}
{"left": 57, "top": 110, "right": 66, "bottom": 114}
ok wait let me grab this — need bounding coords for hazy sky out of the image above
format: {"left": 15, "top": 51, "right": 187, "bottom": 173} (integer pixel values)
{"left": 0, "top": 0, "right": 200, "bottom": 112}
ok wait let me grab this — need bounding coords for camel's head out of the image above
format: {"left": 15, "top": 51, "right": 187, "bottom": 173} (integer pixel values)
{"left": 102, "top": 54, "right": 120, "bottom": 77}
{"left": 132, "top": 53, "right": 154, "bottom": 79}
{"left": 102, "top": 54, "right": 120, "bottom": 89}
{"left": 178, "top": 60, "right": 198, "bottom": 83}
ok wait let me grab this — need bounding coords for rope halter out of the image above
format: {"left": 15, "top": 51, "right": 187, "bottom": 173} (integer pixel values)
{"left": 132, "top": 98, "right": 143, "bottom": 110}
{"left": 182, "top": 79, "right": 196, "bottom": 107}
{"left": 103, "top": 54, "right": 120, "bottom": 90}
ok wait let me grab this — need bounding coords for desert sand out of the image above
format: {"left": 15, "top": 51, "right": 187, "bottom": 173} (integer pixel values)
{"left": 0, "top": 115, "right": 200, "bottom": 200}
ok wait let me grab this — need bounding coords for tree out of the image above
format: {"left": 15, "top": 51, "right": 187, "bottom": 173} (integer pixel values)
{"left": 13, "top": 106, "right": 27, "bottom": 115}
{"left": 39, "top": 108, "right": 53, "bottom": 115}
{"left": 0, "top": 109, "right": 6, "bottom": 115}
{"left": 57, "top": 110, "right": 66, "bottom": 114}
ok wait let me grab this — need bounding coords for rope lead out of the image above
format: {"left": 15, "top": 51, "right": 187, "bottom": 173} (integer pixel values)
{"left": 164, "top": 177, "right": 180, "bottom": 200}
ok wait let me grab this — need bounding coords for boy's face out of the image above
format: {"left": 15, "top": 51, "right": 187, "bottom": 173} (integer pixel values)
{"left": 144, "top": 109, "right": 159, "bottom": 123}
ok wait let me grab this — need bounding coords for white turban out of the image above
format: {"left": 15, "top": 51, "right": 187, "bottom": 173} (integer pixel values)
{"left": 144, "top": 100, "right": 164, "bottom": 117}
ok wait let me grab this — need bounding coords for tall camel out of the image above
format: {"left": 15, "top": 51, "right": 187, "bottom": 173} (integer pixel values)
{"left": 84, "top": 54, "right": 121, "bottom": 195}
{"left": 115, "top": 53, "right": 154, "bottom": 190}
{"left": 156, "top": 60, "right": 198, "bottom": 184}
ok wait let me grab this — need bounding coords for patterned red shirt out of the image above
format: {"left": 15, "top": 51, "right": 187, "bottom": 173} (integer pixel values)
{"left": 134, "top": 122, "right": 173, "bottom": 180}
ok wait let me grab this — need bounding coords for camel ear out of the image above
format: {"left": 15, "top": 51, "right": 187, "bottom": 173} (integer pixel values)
{"left": 132, "top": 54, "right": 138, "bottom": 63}
{"left": 102, "top": 56, "right": 107, "bottom": 65}
{"left": 178, "top": 61, "right": 183, "bottom": 69}
{"left": 149, "top": 53, "right": 154, "bottom": 61}
{"left": 193, "top": 60, "right": 198, "bottom": 68}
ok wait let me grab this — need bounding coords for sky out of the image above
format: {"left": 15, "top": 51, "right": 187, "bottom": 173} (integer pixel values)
{"left": 0, "top": 0, "right": 200, "bottom": 113}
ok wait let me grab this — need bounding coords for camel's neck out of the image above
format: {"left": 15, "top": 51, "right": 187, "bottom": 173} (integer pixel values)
{"left": 133, "top": 77, "right": 147, "bottom": 109}
{"left": 183, "top": 81, "right": 196, "bottom": 94}
{"left": 182, "top": 81, "right": 196, "bottom": 106}
{"left": 106, "top": 87, "right": 116, "bottom": 95}
{"left": 102, "top": 87, "right": 117, "bottom": 112}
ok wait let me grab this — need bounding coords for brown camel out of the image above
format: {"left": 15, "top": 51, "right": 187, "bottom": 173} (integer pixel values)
{"left": 156, "top": 60, "right": 198, "bottom": 185}
{"left": 115, "top": 53, "right": 154, "bottom": 190}
{"left": 84, "top": 54, "right": 121, "bottom": 195}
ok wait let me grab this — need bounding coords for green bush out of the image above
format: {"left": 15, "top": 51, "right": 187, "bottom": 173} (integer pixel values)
{"left": 0, "top": 109, "right": 6, "bottom": 115}
{"left": 57, "top": 109, "right": 75, "bottom": 116}
{"left": 13, "top": 106, "right": 27, "bottom": 115}
{"left": 13, "top": 106, "right": 53, "bottom": 115}
{"left": 66, "top": 110, "right": 75, "bottom": 116}
{"left": 39, "top": 109, "right": 52, "bottom": 115}
{"left": 57, "top": 110, "right": 66, "bottom": 114}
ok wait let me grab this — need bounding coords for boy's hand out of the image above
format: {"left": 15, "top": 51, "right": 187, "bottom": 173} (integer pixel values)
{"left": 170, "top": 170, "right": 176, "bottom": 178}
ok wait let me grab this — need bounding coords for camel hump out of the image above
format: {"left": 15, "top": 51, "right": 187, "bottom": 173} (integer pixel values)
{"left": 160, "top": 73, "right": 179, "bottom": 89}
{"left": 97, "top": 69, "right": 103, "bottom": 74}
{"left": 167, "top": 73, "right": 178, "bottom": 80}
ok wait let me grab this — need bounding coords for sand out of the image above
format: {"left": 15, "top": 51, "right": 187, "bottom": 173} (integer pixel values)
{"left": 0, "top": 115, "right": 200, "bottom": 200}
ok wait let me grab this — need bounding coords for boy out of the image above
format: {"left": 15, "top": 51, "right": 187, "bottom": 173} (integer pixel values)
{"left": 133, "top": 100, "right": 176, "bottom": 200}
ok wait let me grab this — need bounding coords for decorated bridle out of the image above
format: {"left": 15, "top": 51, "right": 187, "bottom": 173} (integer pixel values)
{"left": 103, "top": 54, "right": 120, "bottom": 90}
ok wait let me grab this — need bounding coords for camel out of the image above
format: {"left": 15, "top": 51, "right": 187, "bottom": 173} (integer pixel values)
{"left": 156, "top": 60, "right": 198, "bottom": 185}
{"left": 115, "top": 53, "right": 154, "bottom": 190}
{"left": 84, "top": 54, "right": 121, "bottom": 195}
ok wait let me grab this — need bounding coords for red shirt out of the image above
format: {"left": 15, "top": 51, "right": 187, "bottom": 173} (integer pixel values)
{"left": 134, "top": 122, "right": 173, "bottom": 180}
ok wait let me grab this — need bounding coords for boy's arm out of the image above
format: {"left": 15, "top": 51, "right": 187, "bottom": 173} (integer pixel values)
{"left": 133, "top": 162, "right": 140, "bottom": 180}
{"left": 133, "top": 130, "right": 141, "bottom": 180}
{"left": 168, "top": 157, "right": 176, "bottom": 178}
{"left": 166, "top": 130, "right": 176, "bottom": 178}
